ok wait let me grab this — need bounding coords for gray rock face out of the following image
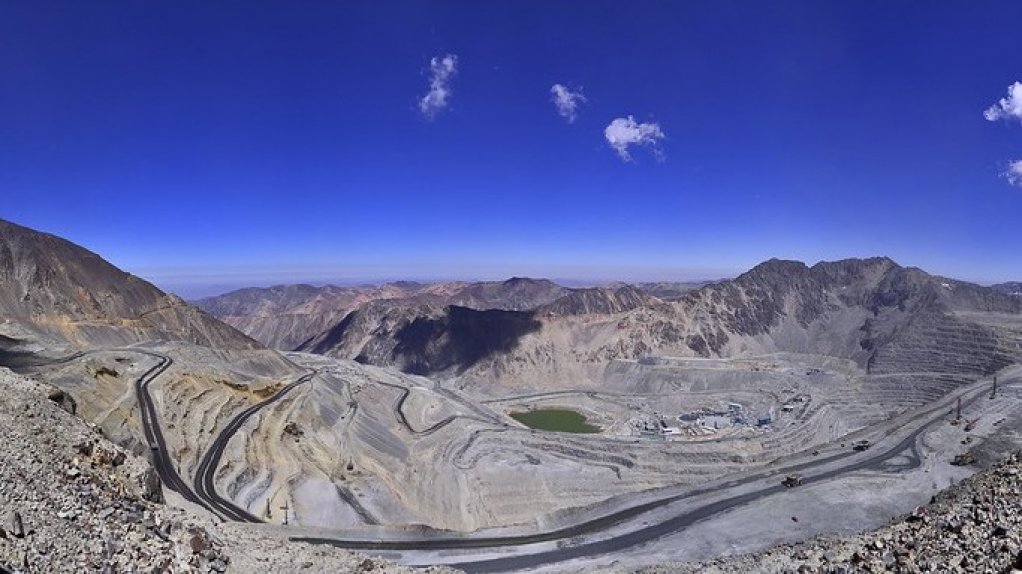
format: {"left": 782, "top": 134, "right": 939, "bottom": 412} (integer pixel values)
{"left": 993, "top": 281, "right": 1022, "bottom": 298}
{"left": 538, "top": 285, "right": 657, "bottom": 316}
{"left": 300, "top": 257, "right": 1022, "bottom": 381}
{"left": 680, "top": 258, "right": 1022, "bottom": 372}
{"left": 194, "top": 277, "right": 568, "bottom": 350}
{"left": 129, "top": 465, "right": 164, "bottom": 504}
{"left": 301, "top": 301, "right": 543, "bottom": 375}
{"left": 0, "top": 218, "right": 260, "bottom": 351}
{"left": 684, "top": 257, "right": 1019, "bottom": 344}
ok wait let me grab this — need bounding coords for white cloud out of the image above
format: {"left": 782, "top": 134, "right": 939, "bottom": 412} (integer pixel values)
{"left": 984, "top": 81, "right": 1022, "bottom": 123}
{"left": 1006, "top": 159, "right": 1022, "bottom": 187}
{"left": 603, "top": 116, "right": 665, "bottom": 161}
{"left": 550, "top": 84, "right": 586, "bottom": 122}
{"left": 419, "top": 54, "right": 458, "bottom": 119}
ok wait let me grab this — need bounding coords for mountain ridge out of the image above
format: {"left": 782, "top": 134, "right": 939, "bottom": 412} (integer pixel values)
{"left": 0, "top": 218, "right": 259, "bottom": 351}
{"left": 299, "top": 256, "right": 1022, "bottom": 386}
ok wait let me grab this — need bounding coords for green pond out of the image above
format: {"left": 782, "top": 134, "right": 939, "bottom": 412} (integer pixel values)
{"left": 509, "top": 408, "right": 601, "bottom": 433}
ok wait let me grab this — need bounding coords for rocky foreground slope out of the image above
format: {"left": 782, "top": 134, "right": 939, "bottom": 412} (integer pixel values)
{"left": 0, "top": 366, "right": 450, "bottom": 574}
{"left": 634, "top": 452, "right": 1022, "bottom": 573}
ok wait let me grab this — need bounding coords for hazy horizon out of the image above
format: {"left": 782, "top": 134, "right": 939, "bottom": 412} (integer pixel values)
{"left": 140, "top": 264, "right": 738, "bottom": 299}
{"left": 136, "top": 257, "right": 1016, "bottom": 300}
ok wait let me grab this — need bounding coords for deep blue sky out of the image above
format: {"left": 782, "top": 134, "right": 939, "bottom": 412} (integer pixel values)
{"left": 2, "top": 2, "right": 1021, "bottom": 297}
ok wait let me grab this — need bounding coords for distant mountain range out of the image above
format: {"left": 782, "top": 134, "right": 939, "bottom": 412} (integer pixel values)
{"left": 3, "top": 217, "right": 1020, "bottom": 391}
{"left": 192, "top": 277, "right": 569, "bottom": 350}
{"left": 193, "top": 254, "right": 1022, "bottom": 389}
{"left": 288, "top": 257, "right": 1022, "bottom": 386}
{"left": 193, "top": 278, "right": 708, "bottom": 350}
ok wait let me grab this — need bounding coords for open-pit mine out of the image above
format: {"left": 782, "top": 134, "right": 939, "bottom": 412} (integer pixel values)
{"left": 2, "top": 217, "right": 1022, "bottom": 572}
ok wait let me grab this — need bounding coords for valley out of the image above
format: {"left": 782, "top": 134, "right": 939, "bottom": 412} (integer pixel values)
{"left": 8, "top": 2, "right": 1022, "bottom": 571}
{"left": 3, "top": 218, "right": 1022, "bottom": 572}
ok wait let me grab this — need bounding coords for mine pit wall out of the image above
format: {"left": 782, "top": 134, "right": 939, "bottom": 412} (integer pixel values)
{"left": 344, "top": 393, "right": 461, "bottom": 527}
{"left": 12, "top": 348, "right": 277, "bottom": 474}
{"left": 825, "top": 374, "right": 972, "bottom": 430}
{"left": 211, "top": 371, "right": 439, "bottom": 529}
{"left": 146, "top": 347, "right": 304, "bottom": 473}
{"left": 158, "top": 374, "right": 251, "bottom": 475}
{"left": 869, "top": 313, "right": 1021, "bottom": 376}
{"left": 182, "top": 344, "right": 1019, "bottom": 534}
{"left": 234, "top": 367, "right": 707, "bottom": 532}
{"left": 23, "top": 343, "right": 309, "bottom": 522}
{"left": 221, "top": 397, "right": 304, "bottom": 521}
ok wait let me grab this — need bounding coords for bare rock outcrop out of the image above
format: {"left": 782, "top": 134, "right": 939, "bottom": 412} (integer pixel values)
{"left": 194, "top": 277, "right": 567, "bottom": 350}
{"left": 294, "top": 257, "right": 1022, "bottom": 387}
{"left": 301, "top": 301, "right": 543, "bottom": 376}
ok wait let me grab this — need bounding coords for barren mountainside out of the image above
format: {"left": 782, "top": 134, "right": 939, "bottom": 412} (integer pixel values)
{"left": 2, "top": 218, "right": 1021, "bottom": 574}
{"left": 681, "top": 258, "right": 1022, "bottom": 370}
{"left": 192, "top": 282, "right": 439, "bottom": 350}
{"left": 539, "top": 284, "right": 658, "bottom": 316}
{"left": 301, "top": 257, "right": 1022, "bottom": 386}
{"left": 195, "top": 277, "right": 567, "bottom": 350}
{"left": 0, "top": 218, "right": 259, "bottom": 350}
{"left": 630, "top": 280, "right": 711, "bottom": 301}
{"left": 993, "top": 281, "right": 1022, "bottom": 297}
{"left": 443, "top": 277, "right": 568, "bottom": 310}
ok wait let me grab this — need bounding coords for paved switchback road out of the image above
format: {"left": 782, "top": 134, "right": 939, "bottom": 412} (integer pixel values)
{"left": 131, "top": 351, "right": 314, "bottom": 523}
{"left": 192, "top": 371, "right": 316, "bottom": 523}
{"left": 133, "top": 353, "right": 209, "bottom": 508}
{"left": 27, "top": 349, "right": 313, "bottom": 523}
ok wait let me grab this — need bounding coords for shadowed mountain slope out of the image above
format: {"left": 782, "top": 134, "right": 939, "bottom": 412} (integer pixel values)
{"left": 301, "top": 257, "right": 1022, "bottom": 385}
{"left": 301, "top": 300, "right": 542, "bottom": 375}
{"left": 196, "top": 277, "right": 566, "bottom": 350}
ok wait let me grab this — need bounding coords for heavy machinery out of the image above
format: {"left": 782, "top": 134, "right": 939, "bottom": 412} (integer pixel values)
{"left": 951, "top": 450, "right": 975, "bottom": 466}
{"left": 852, "top": 439, "right": 871, "bottom": 451}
